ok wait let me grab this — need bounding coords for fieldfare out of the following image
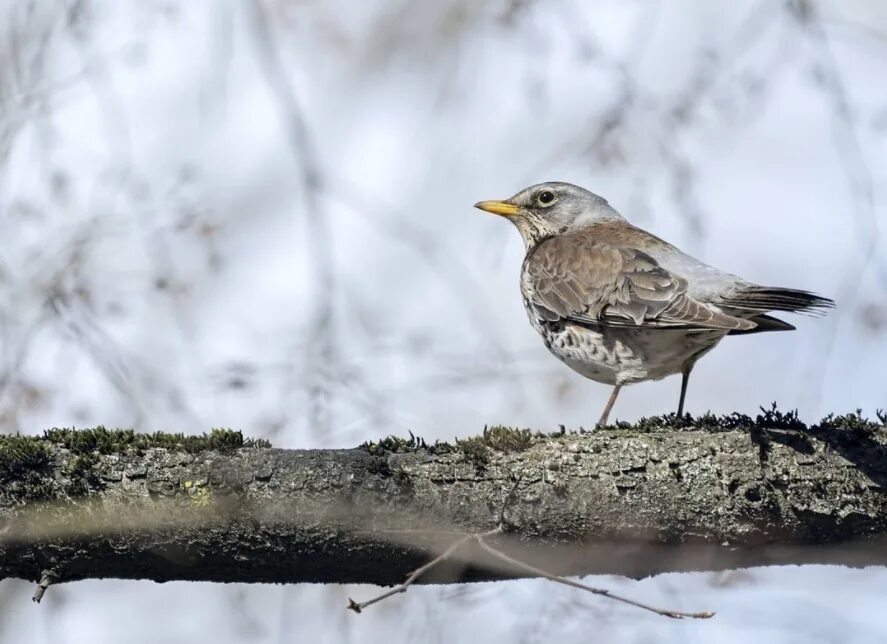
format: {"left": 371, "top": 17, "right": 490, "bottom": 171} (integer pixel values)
{"left": 475, "top": 182, "right": 834, "bottom": 426}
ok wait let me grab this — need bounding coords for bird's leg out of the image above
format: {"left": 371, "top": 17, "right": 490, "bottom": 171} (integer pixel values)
{"left": 597, "top": 384, "right": 622, "bottom": 428}
{"left": 677, "top": 364, "right": 693, "bottom": 418}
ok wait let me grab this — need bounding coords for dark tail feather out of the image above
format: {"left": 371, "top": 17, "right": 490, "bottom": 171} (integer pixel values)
{"left": 727, "top": 313, "right": 796, "bottom": 335}
{"left": 721, "top": 287, "right": 835, "bottom": 316}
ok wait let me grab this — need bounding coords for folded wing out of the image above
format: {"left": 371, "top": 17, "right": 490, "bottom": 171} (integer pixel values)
{"left": 524, "top": 233, "right": 755, "bottom": 331}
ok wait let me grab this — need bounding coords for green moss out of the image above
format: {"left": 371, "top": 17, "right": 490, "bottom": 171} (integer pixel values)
{"left": 454, "top": 436, "right": 490, "bottom": 468}
{"left": 69, "top": 452, "right": 99, "bottom": 474}
{"left": 42, "top": 427, "right": 270, "bottom": 454}
{"left": 756, "top": 404, "right": 806, "bottom": 430}
{"left": 199, "top": 428, "right": 271, "bottom": 452}
{"left": 818, "top": 410, "right": 882, "bottom": 435}
{"left": 2, "top": 428, "right": 270, "bottom": 500}
{"left": 364, "top": 455, "right": 415, "bottom": 495}
{"left": 603, "top": 403, "right": 885, "bottom": 435}
{"left": 0, "top": 434, "right": 52, "bottom": 482}
{"left": 427, "top": 440, "right": 457, "bottom": 455}
{"left": 0, "top": 428, "right": 269, "bottom": 501}
{"left": 480, "top": 426, "right": 535, "bottom": 452}
{"left": 363, "top": 425, "right": 540, "bottom": 466}
{"left": 65, "top": 452, "right": 104, "bottom": 496}
{"left": 361, "top": 431, "right": 427, "bottom": 456}
{"left": 451, "top": 425, "right": 538, "bottom": 468}
{"left": 0, "top": 434, "right": 57, "bottom": 502}
{"left": 609, "top": 410, "right": 756, "bottom": 432}
{"left": 359, "top": 404, "right": 882, "bottom": 465}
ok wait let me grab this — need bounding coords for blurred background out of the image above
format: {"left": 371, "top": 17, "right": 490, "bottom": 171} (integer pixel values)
{"left": 1, "top": 0, "right": 886, "bottom": 642}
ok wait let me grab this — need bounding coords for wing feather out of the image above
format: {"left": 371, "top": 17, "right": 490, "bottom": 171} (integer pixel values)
{"left": 523, "top": 233, "right": 754, "bottom": 331}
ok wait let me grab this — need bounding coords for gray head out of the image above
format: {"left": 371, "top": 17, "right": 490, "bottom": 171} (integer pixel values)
{"left": 474, "top": 181, "right": 623, "bottom": 247}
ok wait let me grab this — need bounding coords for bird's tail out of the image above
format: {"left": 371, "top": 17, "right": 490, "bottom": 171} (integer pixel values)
{"left": 720, "top": 287, "right": 835, "bottom": 316}
{"left": 727, "top": 313, "right": 795, "bottom": 335}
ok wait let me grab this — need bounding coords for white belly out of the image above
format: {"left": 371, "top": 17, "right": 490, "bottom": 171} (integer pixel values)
{"left": 539, "top": 321, "right": 725, "bottom": 386}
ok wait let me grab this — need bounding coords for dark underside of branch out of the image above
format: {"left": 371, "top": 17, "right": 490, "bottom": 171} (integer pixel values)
{"left": 1, "top": 408, "right": 886, "bottom": 592}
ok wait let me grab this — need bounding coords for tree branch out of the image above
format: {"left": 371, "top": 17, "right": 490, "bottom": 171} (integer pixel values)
{"left": 1, "top": 413, "right": 886, "bottom": 593}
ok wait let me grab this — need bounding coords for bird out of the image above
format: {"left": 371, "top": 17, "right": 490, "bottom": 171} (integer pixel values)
{"left": 474, "top": 181, "right": 834, "bottom": 427}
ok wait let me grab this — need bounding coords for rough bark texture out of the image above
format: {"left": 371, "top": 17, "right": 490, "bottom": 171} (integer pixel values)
{"left": 1, "top": 414, "right": 887, "bottom": 589}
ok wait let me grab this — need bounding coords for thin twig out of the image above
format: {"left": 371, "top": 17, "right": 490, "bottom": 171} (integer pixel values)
{"left": 347, "top": 525, "right": 713, "bottom": 619}
{"left": 348, "top": 464, "right": 711, "bottom": 619}
{"left": 32, "top": 570, "right": 54, "bottom": 604}
{"left": 347, "top": 528, "right": 501, "bottom": 613}
{"left": 473, "top": 535, "right": 714, "bottom": 620}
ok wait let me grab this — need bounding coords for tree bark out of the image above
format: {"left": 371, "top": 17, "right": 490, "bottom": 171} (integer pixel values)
{"left": 2, "top": 420, "right": 887, "bottom": 590}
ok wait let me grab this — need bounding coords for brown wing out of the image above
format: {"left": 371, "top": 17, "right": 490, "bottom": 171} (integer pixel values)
{"left": 523, "top": 233, "right": 754, "bottom": 331}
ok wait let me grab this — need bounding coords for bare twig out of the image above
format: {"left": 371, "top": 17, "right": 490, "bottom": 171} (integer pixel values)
{"left": 348, "top": 470, "right": 712, "bottom": 620}
{"left": 348, "top": 478, "right": 523, "bottom": 613}
{"left": 348, "top": 475, "right": 712, "bottom": 620}
{"left": 347, "top": 527, "right": 502, "bottom": 614}
{"left": 347, "top": 524, "right": 713, "bottom": 619}
{"left": 473, "top": 535, "right": 714, "bottom": 620}
{"left": 32, "top": 570, "right": 54, "bottom": 604}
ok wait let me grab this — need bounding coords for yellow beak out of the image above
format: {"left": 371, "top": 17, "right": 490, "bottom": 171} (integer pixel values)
{"left": 474, "top": 200, "right": 520, "bottom": 217}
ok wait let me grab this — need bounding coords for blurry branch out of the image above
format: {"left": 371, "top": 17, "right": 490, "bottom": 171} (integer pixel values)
{"left": 531, "top": 0, "right": 784, "bottom": 243}
{"left": 243, "top": 0, "right": 509, "bottom": 350}
{"left": 324, "top": 181, "right": 511, "bottom": 358}
{"left": 245, "top": 0, "right": 336, "bottom": 437}
{"left": 242, "top": 0, "right": 521, "bottom": 438}
{"left": 790, "top": 1, "right": 887, "bottom": 406}
{"left": 2, "top": 412, "right": 887, "bottom": 606}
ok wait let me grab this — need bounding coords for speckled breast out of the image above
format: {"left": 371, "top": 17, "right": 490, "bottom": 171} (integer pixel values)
{"left": 530, "top": 312, "right": 725, "bottom": 386}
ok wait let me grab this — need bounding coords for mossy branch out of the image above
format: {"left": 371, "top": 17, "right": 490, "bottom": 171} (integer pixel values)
{"left": 2, "top": 408, "right": 887, "bottom": 596}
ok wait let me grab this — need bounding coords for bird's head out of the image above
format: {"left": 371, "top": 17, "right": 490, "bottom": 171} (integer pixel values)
{"left": 474, "top": 181, "right": 622, "bottom": 247}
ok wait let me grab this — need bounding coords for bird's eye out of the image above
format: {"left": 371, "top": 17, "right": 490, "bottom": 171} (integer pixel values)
{"left": 536, "top": 190, "right": 556, "bottom": 206}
